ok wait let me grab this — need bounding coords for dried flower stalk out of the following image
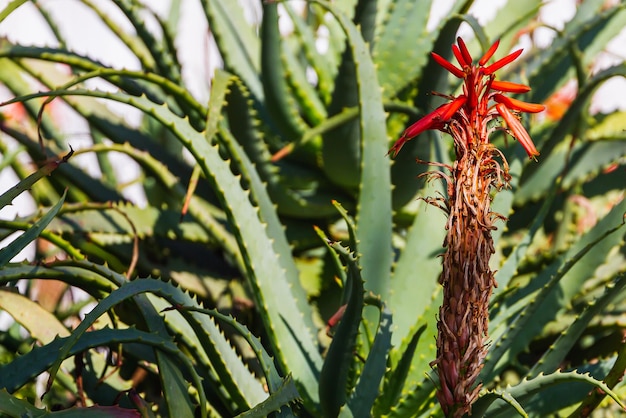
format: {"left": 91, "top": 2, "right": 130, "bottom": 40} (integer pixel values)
{"left": 390, "top": 37, "right": 544, "bottom": 417}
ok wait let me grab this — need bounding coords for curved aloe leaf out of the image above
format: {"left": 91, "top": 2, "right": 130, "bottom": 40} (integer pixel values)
{"left": 311, "top": 0, "right": 392, "bottom": 306}
{"left": 199, "top": 0, "right": 261, "bottom": 100}
{"left": 146, "top": 293, "right": 267, "bottom": 413}
{"left": 373, "top": 323, "right": 427, "bottom": 416}
{"left": 260, "top": 1, "right": 308, "bottom": 140}
{"left": 318, "top": 228, "right": 364, "bottom": 418}
{"left": 49, "top": 278, "right": 285, "bottom": 418}
{"left": 110, "top": 0, "right": 183, "bottom": 87}
{"left": 529, "top": 272, "right": 626, "bottom": 378}
{"left": 373, "top": 0, "right": 434, "bottom": 99}
{"left": 0, "top": 0, "right": 27, "bottom": 23}
{"left": 0, "top": 150, "right": 70, "bottom": 210}
{"left": 224, "top": 76, "right": 345, "bottom": 218}
{"left": 484, "top": 198, "right": 626, "bottom": 380}
{"left": 0, "top": 388, "right": 143, "bottom": 417}
{"left": 320, "top": 0, "right": 382, "bottom": 189}
{"left": 0, "top": 326, "right": 196, "bottom": 409}
{"left": 526, "top": 2, "right": 626, "bottom": 104}
{"left": 389, "top": 180, "right": 445, "bottom": 345}
{"left": 344, "top": 300, "right": 393, "bottom": 417}
{"left": 0, "top": 190, "right": 66, "bottom": 267}
{"left": 474, "top": 366, "right": 625, "bottom": 417}
{"left": 235, "top": 374, "right": 301, "bottom": 418}
{"left": 7, "top": 86, "right": 323, "bottom": 406}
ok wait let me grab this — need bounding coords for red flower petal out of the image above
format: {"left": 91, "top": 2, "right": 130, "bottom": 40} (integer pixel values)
{"left": 479, "top": 39, "right": 500, "bottom": 66}
{"left": 440, "top": 95, "right": 467, "bottom": 120}
{"left": 431, "top": 52, "right": 465, "bottom": 78}
{"left": 456, "top": 37, "right": 473, "bottom": 66}
{"left": 483, "top": 48, "right": 523, "bottom": 75}
{"left": 493, "top": 93, "right": 545, "bottom": 113}
{"left": 491, "top": 80, "right": 531, "bottom": 93}
{"left": 496, "top": 103, "right": 540, "bottom": 159}
{"left": 452, "top": 45, "right": 468, "bottom": 68}
{"left": 388, "top": 101, "right": 457, "bottom": 157}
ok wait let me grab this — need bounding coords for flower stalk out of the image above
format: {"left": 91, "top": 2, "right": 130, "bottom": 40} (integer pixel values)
{"left": 389, "top": 38, "right": 544, "bottom": 417}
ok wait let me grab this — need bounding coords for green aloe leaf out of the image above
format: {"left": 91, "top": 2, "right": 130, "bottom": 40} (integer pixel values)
{"left": 46, "top": 279, "right": 242, "bottom": 418}
{"left": 528, "top": 272, "right": 626, "bottom": 378}
{"left": 235, "top": 374, "right": 301, "bottom": 418}
{"left": 493, "top": 177, "right": 558, "bottom": 294}
{"left": 344, "top": 300, "right": 393, "bottom": 417}
{"left": 0, "top": 151, "right": 70, "bottom": 210}
{"left": 474, "top": 0, "right": 541, "bottom": 53}
{"left": 311, "top": 0, "right": 393, "bottom": 305}
{"left": 0, "top": 388, "right": 144, "bottom": 417}
{"left": 373, "top": 0, "right": 434, "bottom": 99}
{"left": 0, "top": 289, "right": 70, "bottom": 342}
{"left": 7, "top": 86, "right": 323, "bottom": 407}
{"left": 373, "top": 323, "right": 427, "bottom": 416}
{"left": 0, "top": 326, "right": 196, "bottom": 411}
{"left": 318, "top": 229, "right": 364, "bottom": 418}
{"left": 475, "top": 364, "right": 625, "bottom": 417}
{"left": 199, "top": 0, "right": 261, "bottom": 100}
{"left": 516, "top": 62, "right": 626, "bottom": 205}
{"left": 0, "top": 0, "right": 28, "bottom": 23}
{"left": 484, "top": 197, "right": 626, "bottom": 380}
{"left": 224, "top": 76, "right": 344, "bottom": 219}
{"left": 0, "top": 190, "right": 66, "bottom": 267}
{"left": 390, "top": 177, "right": 446, "bottom": 345}
{"left": 282, "top": 2, "right": 332, "bottom": 114}
{"left": 145, "top": 293, "right": 267, "bottom": 414}
{"left": 260, "top": 1, "right": 308, "bottom": 140}
{"left": 527, "top": 2, "right": 626, "bottom": 104}
{"left": 110, "top": 0, "right": 183, "bottom": 87}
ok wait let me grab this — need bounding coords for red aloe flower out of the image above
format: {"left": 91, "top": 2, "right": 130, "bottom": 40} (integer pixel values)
{"left": 388, "top": 96, "right": 467, "bottom": 157}
{"left": 391, "top": 38, "right": 544, "bottom": 159}
{"left": 389, "top": 38, "right": 544, "bottom": 417}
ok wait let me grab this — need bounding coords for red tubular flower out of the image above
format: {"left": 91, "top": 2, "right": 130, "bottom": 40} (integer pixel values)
{"left": 452, "top": 44, "right": 468, "bottom": 68}
{"left": 490, "top": 80, "right": 531, "bottom": 93}
{"left": 496, "top": 103, "right": 540, "bottom": 159}
{"left": 456, "top": 37, "right": 473, "bottom": 66}
{"left": 493, "top": 93, "right": 545, "bottom": 113}
{"left": 431, "top": 52, "right": 465, "bottom": 78}
{"left": 440, "top": 95, "right": 467, "bottom": 121}
{"left": 388, "top": 96, "right": 469, "bottom": 157}
{"left": 388, "top": 103, "right": 448, "bottom": 157}
{"left": 483, "top": 48, "right": 523, "bottom": 75}
{"left": 479, "top": 39, "right": 500, "bottom": 65}
{"left": 390, "top": 38, "right": 543, "bottom": 160}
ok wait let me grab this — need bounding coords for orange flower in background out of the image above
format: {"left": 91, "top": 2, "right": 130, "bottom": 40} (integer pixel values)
{"left": 544, "top": 80, "right": 577, "bottom": 121}
{"left": 389, "top": 38, "right": 545, "bottom": 160}
{"left": 0, "top": 102, "right": 26, "bottom": 123}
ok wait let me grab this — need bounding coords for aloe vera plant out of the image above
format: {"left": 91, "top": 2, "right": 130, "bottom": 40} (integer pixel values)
{"left": 0, "top": 0, "right": 625, "bottom": 417}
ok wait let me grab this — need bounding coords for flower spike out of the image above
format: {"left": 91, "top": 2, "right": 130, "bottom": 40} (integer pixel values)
{"left": 389, "top": 36, "right": 544, "bottom": 416}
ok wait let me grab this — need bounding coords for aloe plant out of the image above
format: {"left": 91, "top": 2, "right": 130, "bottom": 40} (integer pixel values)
{"left": 0, "top": 0, "right": 625, "bottom": 417}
